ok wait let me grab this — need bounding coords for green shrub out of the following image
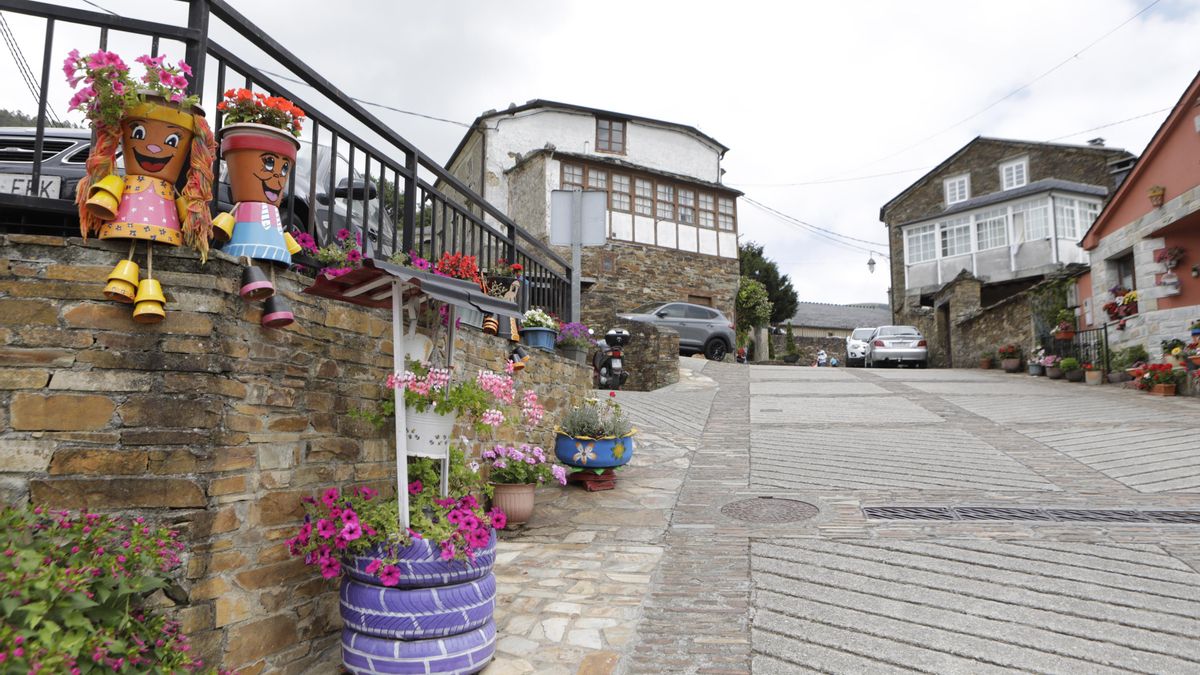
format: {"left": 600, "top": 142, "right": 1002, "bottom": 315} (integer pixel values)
{"left": 1060, "top": 357, "right": 1081, "bottom": 372}
{"left": 785, "top": 322, "right": 798, "bottom": 356}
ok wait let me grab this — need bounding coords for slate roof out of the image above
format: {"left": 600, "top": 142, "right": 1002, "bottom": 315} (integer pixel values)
{"left": 892, "top": 178, "right": 1108, "bottom": 228}
{"left": 786, "top": 302, "right": 891, "bottom": 330}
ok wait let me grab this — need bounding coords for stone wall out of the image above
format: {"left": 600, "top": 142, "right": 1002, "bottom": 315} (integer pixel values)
{"left": 768, "top": 335, "right": 846, "bottom": 365}
{"left": 954, "top": 294, "right": 1035, "bottom": 368}
{"left": 589, "top": 315, "right": 680, "bottom": 391}
{"left": 0, "top": 234, "right": 591, "bottom": 673}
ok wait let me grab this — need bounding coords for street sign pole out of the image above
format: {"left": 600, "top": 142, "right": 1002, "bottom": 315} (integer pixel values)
{"left": 571, "top": 191, "right": 582, "bottom": 323}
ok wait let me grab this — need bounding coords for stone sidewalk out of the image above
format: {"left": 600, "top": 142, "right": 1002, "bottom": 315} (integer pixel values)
{"left": 485, "top": 361, "right": 1200, "bottom": 674}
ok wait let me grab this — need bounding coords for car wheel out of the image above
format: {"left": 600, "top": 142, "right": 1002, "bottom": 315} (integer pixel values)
{"left": 704, "top": 338, "right": 728, "bottom": 361}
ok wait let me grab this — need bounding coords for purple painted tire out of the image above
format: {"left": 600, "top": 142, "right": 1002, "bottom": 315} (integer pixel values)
{"left": 342, "top": 530, "right": 496, "bottom": 589}
{"left": 342, "top": 621, "right": 496, "bottom": 675}
{"left": 340, "top": 572, "right": 495, "bottom": 639}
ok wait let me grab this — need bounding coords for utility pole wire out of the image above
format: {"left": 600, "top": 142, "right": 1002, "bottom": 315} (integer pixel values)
{"left": 743, "top": 197, "right": 888, "bottom": 250}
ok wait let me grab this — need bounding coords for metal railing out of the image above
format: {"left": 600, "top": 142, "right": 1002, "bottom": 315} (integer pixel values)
{"left": 0, "top": 0, "right": 571, "bottom": 316}
{"left": 1042, "top": 324, "right": 1111, "bottom": 372}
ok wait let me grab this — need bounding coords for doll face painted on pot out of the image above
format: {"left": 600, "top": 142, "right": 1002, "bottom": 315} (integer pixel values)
{"left": 250, "top": 152, "right": 291, "bottom": 206}
{"left": 122, "top": 117, "right": 193, "bottom": 181}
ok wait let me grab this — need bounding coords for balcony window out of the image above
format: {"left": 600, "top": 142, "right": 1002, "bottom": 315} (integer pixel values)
{"left": 940, "top": 216, "right": 971, "bottom": 257}
{"left": 975, "top": 208, "right": 1008, "bottom": 250}
{"left": 1081, "top": 201, "right": 1100, "bottom": 227}
{"left": 597, "top": 119, "right": 625, "bottom": 153}
{"left": 906, "top": 224, "right": 936, "bottom": 263}
{"left": 944, "top": 174, "right": 969, "bottom": 205}
{"left": 1000, "top": 158, "right": 1027, "bottom": 190}
{"left": 1013, "top": 197, "right": 1050, "bottom": 240}
{"left": 1055, "top": 197, "right": 1079, "bottom": 239}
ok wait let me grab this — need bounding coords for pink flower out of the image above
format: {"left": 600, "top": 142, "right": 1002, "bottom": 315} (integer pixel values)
{"left": 378, "top": 564, "right": 401, "bottom": 586}
{"left": 364, "top": 559, "right": 381, "bottom": 575}
{"left": 340, "top": 521, "right": 362, "bottom": 541}
{"left": 341, "top": 509, "right": 359, "bottom": 526}
{"left": 316, "top": 519, "right": 336, "bottom": 539}
{"left": 408, "top": 480, "right": 423, "bottom": 495}
{"left": 489, "top": 509, "right": 507, "bottom": 529}
{"left": 336, "top": 228, "right": 351, "bottom": 241}
{"left": 551, "top": 465, "right": 568, "bottom": 485}
{"left": 346, "top": 249, "right": 362, "bottom": 264}
{"left": 439, "top": 541, "right": 456, "bottom": 561}
{"left": 321, "top": 487, "right": 340, "bottom": 508}
{"left": 466, "top": 527, "right": 490, "bottom": 548}
{"left": 319, "top": 556, "right": 340, "bottom": 579}
{"left": 177, "top": 59, "right": 192, "bottom": 76}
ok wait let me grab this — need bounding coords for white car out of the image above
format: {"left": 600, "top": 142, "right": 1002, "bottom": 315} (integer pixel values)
{"left": 845, "top": 327, "right": 876, "bottom": 367}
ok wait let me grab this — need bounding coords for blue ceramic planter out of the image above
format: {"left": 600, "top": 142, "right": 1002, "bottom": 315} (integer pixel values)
{"left": 554, "top": 431, "right": 636, "bottom": 469}
{"left": 520, "top": 327, "right": 557, "bottom": 352}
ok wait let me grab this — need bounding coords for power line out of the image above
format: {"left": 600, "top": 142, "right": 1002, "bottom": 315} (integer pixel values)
{"left": 742, "top": 197, "right": 889, "bottom": 258}
{"left": 730, "top": 165, "right": 929, "bottom": 188}
{"left": 0, "top": 12, "right": 62, "bottom": 124}
{"left": 1043, "top": 107, "right": 1170, "bottom": 142}
{"left": 258, "top": 68, "right": 473, "bottom": 129}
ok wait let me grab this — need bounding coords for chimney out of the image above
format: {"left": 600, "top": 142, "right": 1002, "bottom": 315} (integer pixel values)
{"left": 1108, "top": 156, "right": 1136, "bottom": 191}
{"left": 1087, "top": 137, "right": 1105, "bottom": 147}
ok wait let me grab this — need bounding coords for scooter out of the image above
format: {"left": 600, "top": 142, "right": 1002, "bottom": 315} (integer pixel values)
{"left": 593, "top": 328, "right": 631, "bottom": 390}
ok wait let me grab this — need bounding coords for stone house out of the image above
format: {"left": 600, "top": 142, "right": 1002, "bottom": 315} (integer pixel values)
{"left": 880, "top": 136, "right": 1134, "bottom": 366}
{"left": 1078, "top": 69, "right": 1200, "bottom": 359}
{"left": 786, "top": 302, "right": 891, "bottom": 338}
{"left": 441, "top": 100, "right": 741, "bottom": 330}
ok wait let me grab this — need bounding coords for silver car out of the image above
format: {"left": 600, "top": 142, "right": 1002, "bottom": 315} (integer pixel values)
{"left": 845, "top": 327, "right": 875, "bottom": 367}
{"left": 865, "top": 325, "right": 928, "bottom": 368}
{"left": 618, "top": 301, "right": 736, "bottom": 361}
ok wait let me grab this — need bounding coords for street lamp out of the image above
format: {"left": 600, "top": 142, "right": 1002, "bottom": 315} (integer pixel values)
{"left": 867, "top": 256, "right": 876, "bottom": 274}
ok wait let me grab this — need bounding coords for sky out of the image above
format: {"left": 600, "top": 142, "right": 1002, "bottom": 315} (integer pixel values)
{"left": 4, "top": 0, "right": 1200, "bottom": 305}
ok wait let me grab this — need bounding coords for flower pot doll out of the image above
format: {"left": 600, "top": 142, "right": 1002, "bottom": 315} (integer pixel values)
{"left": 67, "top": 51, "right": 216, "bottom": 324}
{"left": 213, "top": 89, "right": 306, "bottom": 328}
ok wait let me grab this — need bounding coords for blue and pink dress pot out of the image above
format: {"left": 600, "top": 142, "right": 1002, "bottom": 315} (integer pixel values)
{"left": 554, "top": 429, "right": 637, "bottom": 469}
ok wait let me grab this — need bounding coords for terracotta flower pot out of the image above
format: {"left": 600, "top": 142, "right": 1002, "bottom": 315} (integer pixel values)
{"left": 1150, "top": 383, "right": 1176, "bottom": 396}
{"left": 218, "top": 123, "right": 301, "bottom": 265}
{"left": 1001, "top": 358, "right": 1022, "bottom": 373}
{"left": 1085, "top": 370, "right": 1103, "bottom": 385}
{"left": 491, "top": 483, "right": 535, "bottom": 526}
{"left": 979, "top": 358, "right": 993, "bottom": 369}
{"left": 1053, "top": 331, "right": 1075, "bottom": 341}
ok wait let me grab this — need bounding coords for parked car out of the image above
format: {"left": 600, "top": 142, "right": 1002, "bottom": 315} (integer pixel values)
{"left": 617, "top": 301, "right": 736, "bottom": 361}
{"left": 0, "top": 127, "right": 393, "bottom": 250}
{"left": 865, "top": 325, "right": 928, "bottom": 368}
{"left": 845, "top": 327, "right": 876, "bottom": 367}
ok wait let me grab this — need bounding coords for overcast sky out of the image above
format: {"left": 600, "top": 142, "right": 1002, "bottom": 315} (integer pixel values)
{"left": 5, "top": 0, "right": 1199, "bottom": 306}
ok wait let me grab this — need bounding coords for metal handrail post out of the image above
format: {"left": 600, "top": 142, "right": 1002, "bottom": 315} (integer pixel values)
{"left": 184, "top": 0, "right": 209, "bottom": 95}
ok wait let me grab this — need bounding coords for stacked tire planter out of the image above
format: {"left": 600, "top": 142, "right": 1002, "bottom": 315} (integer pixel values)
{"left": 340, "top": 530, "right": 498, "bottom": 674}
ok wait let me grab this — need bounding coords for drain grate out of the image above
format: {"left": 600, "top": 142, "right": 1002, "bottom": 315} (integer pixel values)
{"left": 721, "top": 497, "right": 819, "bottom": 523}
{"left": 863, "top": 506, "right": 1200, "bottom": 525}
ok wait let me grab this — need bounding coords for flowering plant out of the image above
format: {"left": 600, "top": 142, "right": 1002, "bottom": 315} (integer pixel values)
{"left": 1185, "top": 341, "right": 1200, "bottom": 358}
{"left": 997, "top": 344, "right": 1020, "bottom": 359}
{"left": 559, "top": 394, "right": 633, "bottom": 438}
{"left": 1162, "top": 338, "right": 1186, "bottom": 358}
{"left": 1153, "top": 246, "right": 1185, "bottom": 269}
{"left": 485, "top": 258, "right": 523, "bottom": 278}
{"left": 1082, "top": 362, "right": 1098, "bottom": 371}
{"left": 1131, "top": 363, "right": 1181, "bottom": 389}
{"left": 382, "top": 362, "right": 545, "bottom": 432}
{"left": 434, "top": 252, "right": 482, "bottom": 286}
{"left": 64, "top": 50, "right": 135, "bottom": 127}
{"left": 483, "top": 444, "right": 568, "bottom": 486}
{"left": 308, "top": 227, "right": 364, "bottom": 277}
{"left": 1031, "top": 346, "right": 1045, "bottom": 363}
{"left": 288, "top": 450, "right": 503, "bottom": 585}
{"left": 0, "top": 507, "right": 220, "bottom": 674}
{"left": 1054, "top": 309, "right": 1076, "bottom": 333}
{"left": 556, "top": 321, "right": 593, "bottom": 349}
{"left": 388, "top": 249, "right": 434, "bottom": 274}
{"left": 1040, "top": 354, "right": 1061, "bottom": 368}
{"left": 522, "top": 308, "right": 558, "bottom": 330}
{"left": 217, "top": 88, "right": 305, "bottom": 137}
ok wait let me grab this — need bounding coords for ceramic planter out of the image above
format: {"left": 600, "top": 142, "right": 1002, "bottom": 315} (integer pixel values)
{"left": 218, "top": 123, "right": 301, "bottom": 265}
{"left": 520, "top": 326, "right": 557, "bottom": 352}
{"left": 405, "top": 407, "right": 457, "bottom": 459}
{"left": 1046, "top": 366, "right": 1064, "bottom": 379}
{"left": 1001, "top": 358, "right": 1022, "bottom": 373}
{"left": 491, "top": 483, "right": 535, "bottom": 526}
{"left": 554, "top": 430, "right": 636, "bottom": 469}
{"left": 1085, "top": 370, "right": 1103, "bottom": 385}
{"left": 1028, "top": 364, "right": 1044, "bottom": 376}
{"left": 558, "top": 344, "right": 589, "bottom": 364}
{"left": 1150, "top": 383, "right": 1176, "bottom": 396}
{"left": 1064, "top": 369, "right": 1085, "bottom": 382}
{"left": 1053, "top": 331, "right": 1075, "bottom": 341}
{"left": 1107, "top": 372, "right": 1132, "bottom": 384}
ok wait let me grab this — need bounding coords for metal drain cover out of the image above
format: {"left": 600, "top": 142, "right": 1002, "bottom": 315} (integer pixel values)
{"left": 721, "top": 497, "right": 818, "bottom": 523}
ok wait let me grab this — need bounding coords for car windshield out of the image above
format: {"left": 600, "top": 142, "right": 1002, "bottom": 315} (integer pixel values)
{"left": 879, "top": 326, "right": 921, "bottom": 336}
{"left": 851, "top": 328, "right": 875, "bottom": 340}
{"left": 629, "top": 302, "right": 665, "bottom": 314}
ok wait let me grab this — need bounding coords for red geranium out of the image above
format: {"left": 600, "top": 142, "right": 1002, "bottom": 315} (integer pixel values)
{"left": 434, "top": 252, "right": 482, "bottom": 285}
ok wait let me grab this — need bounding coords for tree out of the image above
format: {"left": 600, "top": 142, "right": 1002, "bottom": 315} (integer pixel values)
{"left": 739, "top": 241, "right": 798, "bottom": 325}
{"left": 735, "top": 276, "right": 772, "bottom": 333}
{"left": 0, "top": 109, "right": 79, "bottom": 128}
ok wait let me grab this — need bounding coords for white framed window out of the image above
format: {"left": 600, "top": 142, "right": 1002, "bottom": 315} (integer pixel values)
{"left": 1081, "top": 201, "right": 1100, "bottom": 228}
{"left": 1013, "top": 197, "right": 1050, "bottom": 240}
{"left": 975, "top": 208, "right": 1008, "bottom": 250}
{"left": 944, "top": 174, "right": 970, "bottom": 205}
{"left": 905, "top": 224, "right": 936, "bottom": 263}
{"left": 1055, "top": 197, "right": 1079, "bottom": 239}
{"left": 1000, "top": 157, "right": 1028, "bottom": 190}
{"left": 940, "top": 216, "right": 971, "bottom": 257}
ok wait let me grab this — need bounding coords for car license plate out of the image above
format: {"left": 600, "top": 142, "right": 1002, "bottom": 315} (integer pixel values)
{"left": 0, "top": 173, "right": 61, "bottom": 199}
{"left": 610, "top": 358, "right": 622, "bottom": 369}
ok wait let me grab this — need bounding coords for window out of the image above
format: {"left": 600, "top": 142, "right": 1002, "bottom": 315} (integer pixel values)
{"left": 1000, "top": 158, "right": 1027, "bottom": 190}
{"left": 717, "top": 197, "right": 736, "bottom": 230}
{"left": 1013, "top": 197, "right": 1050, "bottom": 240}
{"left": 656, "top": 184, "right": 675, "bottom": 221}
{"left": 905, "top": 224, "right": 936, "bottom": 263}
{"left": 597, "top": 119, "right": 625, "bottom": 153}
{"left": 944, "top": 174, "right": 970, "bottom": 205}
{"left": 685, "top": 305, "right": 715, "bottom": 319}
{"left": 634, "top": 178, "right": 653, "bottom": 216}
{"left": 1081, "top": 201, "right": 1100, "bottom": 227}
{"left": 611, "top": 174, "right": 631, "bottom": 212}
{"left": 587, "top": 169, "right": 607, "bottom": 190}
{"left": 698, "top": 193, "right": 715, "bottom": 228}
{"left": 940, "top": 216, "right": 971, "bottom": 257}
{"left": 1055, "top": 197, "right": 1078, "bottom": 239}
{"left": 1114, "top": 253, "right": 1136, "bottom": 291}
{"left": 562, "top": 163, "right": 583, "bottom": 189}
{"left": 975, "top": 208, "right": 1008, "bottom": 250}
{"left": 678, "top": 189, "right": 695, "bottom": 224}
{"left": 657, "top": 303, "right": 687, "bottom": 318}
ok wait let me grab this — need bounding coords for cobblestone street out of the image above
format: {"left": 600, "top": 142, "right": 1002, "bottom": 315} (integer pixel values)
{"left": 488, "top": 361, "right": 1200, "bottom": 674}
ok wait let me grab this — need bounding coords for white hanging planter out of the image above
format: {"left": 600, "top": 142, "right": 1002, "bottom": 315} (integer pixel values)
{"left": 1159, "top": 271, "right": 1181, "bottom": 296}
{"left": 404, "top": 406, "right": 457, "bottom": 459}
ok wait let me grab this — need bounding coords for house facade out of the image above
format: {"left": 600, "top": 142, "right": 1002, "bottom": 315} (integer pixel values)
{"left": 880, "top": 137, "right": 1134, "bottom": 366}
{"left": 1079, "top": 70, "right": 1200, "bottom": 359}
{"left": 442, "top": 100, "right": 741, "bottom": 329}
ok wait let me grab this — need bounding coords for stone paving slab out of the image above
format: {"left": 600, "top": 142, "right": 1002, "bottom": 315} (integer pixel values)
{"left": 750, "top": 395, "right": 944, "bottom": 425}
{"left": 749, "top": 380, "right": 891, "bottom": 396}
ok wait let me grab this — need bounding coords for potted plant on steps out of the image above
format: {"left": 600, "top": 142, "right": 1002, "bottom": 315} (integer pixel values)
{"left": 1053, "top": 309, "right": 1077, "bottom": 341}
{"left": 482, "top": 443, "right": 568, "bottom": 527}
{"left": 1131, "top": 363, "right": 1182, "bottom": 396}
{"left": 979, "top": 352, "right": 994, "bottom": 369}
{"left": 1083, "top": 362, "right": 1103, "bottom": 385}
{"left": 997, "top": 344, "right": 1022, "bottom": 373}
{"left": 1061, "top": 357, "right": 1084, "bottom": 382}
{"left": 1043, "top": 355, "right": 1064, "bottom": 379}
{"left": 556, "top": 321, "right": 594, "bottom": 364}
{"left": 555, "top": 394, "right": 637, "bottom": 473}
{"left": 1028, "top": 347, "right": 1045, "bottom": 376}
{"left": 1162, "top": 338, "right": 1187, "bottom": 367}
{"left": 520, "top": 308, "right": 559, "bottom": 352}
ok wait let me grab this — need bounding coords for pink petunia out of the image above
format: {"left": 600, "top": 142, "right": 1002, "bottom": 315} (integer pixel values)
{"left": 321, "top": 487, "right": 340, "bottom": 508}
{"left": 378, "top": 564, "right": 401, "bottom": 587}
{"left": 319, "top": 556, "right": 340, "bottom": 579}
{"left": 364, "top": 559, "right": 381, "bottom": 575}
{"left": 408, "top": 480, "right": 423, "bottom": 495}
{"left": 316, "top": 519, "right": 336, "bottom": 539}
{"left": 489, "top": 508, "right": 507, "bottom": 530}
{"left": 340, "top": 521, "right": 362, "bottom": 541}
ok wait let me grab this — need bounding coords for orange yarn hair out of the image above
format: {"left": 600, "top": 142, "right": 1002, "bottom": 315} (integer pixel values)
{"left": 75, "top": 120, "right": 120, "bottom": 239}
{"left": 179, "top": 113, "right": 216, "bottom": 262}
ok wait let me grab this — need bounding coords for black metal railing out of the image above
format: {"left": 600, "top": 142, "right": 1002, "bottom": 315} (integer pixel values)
{"left": 1042, "top": 324, "right": 1111, "bottom": 372}
{"left": 0, "top": 0, "right": 570, "bottom": 317}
